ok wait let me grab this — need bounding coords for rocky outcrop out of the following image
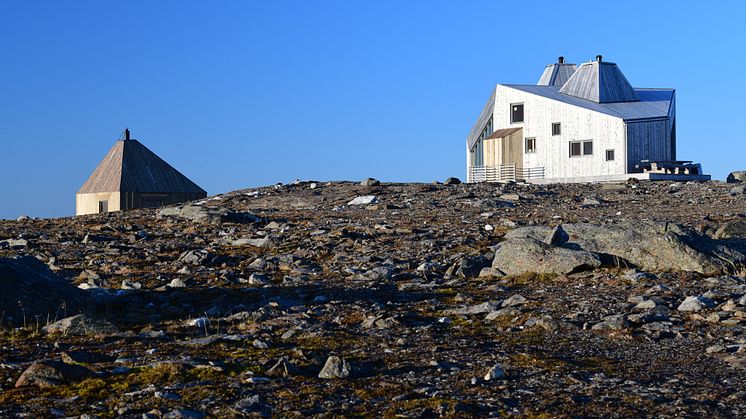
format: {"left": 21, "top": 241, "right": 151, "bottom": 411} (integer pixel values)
{"left": 15, "top": 360, "right": 92, "bottom": 388}
{"left": 501, "top": 221, "right": 744, "bottom": 275}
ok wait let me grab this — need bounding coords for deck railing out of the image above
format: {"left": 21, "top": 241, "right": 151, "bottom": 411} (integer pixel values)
{"left": 468, "top": 164, "right": 544, "bottom": 183}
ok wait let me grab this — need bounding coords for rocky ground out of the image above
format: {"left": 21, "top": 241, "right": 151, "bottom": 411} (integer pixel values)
{"left": 0, "top": 178, "right": 745, "bottom": 418}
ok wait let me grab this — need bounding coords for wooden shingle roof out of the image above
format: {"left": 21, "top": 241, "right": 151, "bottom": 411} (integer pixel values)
{"left": 78, "top": 139, "right": 206, "bottom": 194}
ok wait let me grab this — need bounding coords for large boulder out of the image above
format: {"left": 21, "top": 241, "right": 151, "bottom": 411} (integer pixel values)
{"left": 0, "top": 256, "right": 87, "bottom": 326}
{"left": 727, "top": 171, "right": 746, "bottom": 183}
{"left": 492, "top": 238, "right": 602, "bottom": 275}
{"left": 715, "top": 220, "right": 746, "bottom": 239}
{"left": 504, "top": 221, "right": 744, "bottom": 274}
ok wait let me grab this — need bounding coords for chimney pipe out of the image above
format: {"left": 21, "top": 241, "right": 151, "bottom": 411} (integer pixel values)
{"left": 596, "top": 55, "right": 603, "bottom": 62}
{"left": 558, "top": 56, "right": 564, "bottom": 64}
{"left": 124, "top": 128, "right": 130, "bottom": 141}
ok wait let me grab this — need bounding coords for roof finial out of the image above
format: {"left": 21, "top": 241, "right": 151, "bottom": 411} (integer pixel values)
{"left": 596, "top": 55, "right": 603, "bottom": 63}
{"left": 124, "top": 128, "right": 130, "bottom": 141}
{"left": 558, "top": 56, "right": 565, "bottom": 64}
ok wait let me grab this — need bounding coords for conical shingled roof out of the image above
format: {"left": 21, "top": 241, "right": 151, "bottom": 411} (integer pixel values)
{"left": 537, "top": 57, "right": 577, "bottom": 87}
{"left": 559, "top": 57, "right": 639, "bottom": 103}
{"left": 78, "top": 138, "right": 206, "bottom": 194}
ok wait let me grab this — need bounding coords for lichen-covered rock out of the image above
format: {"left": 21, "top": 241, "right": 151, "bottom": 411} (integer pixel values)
{"left": 318, "top": 356, "right": 351, "bottom": 379}
{"left": 41, "top": 314, "right": 119, "bottom": 336}
{"left": 492, "top": 238, "right": 602, "bottom": 275}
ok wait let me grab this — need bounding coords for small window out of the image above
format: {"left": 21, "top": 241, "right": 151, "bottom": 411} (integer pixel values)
{"left": 552, "top": 122, "right": 561, "bottom": 136}
{"left": 511, "top": 103, "right": 524, "bottom": 123}
{"left": 98, "top": 200, "right": 108, "bottom": 213}
{"left": 583, "top": 140, "right": 593, "bottom": 156}
{"left": 525, "top": 137, "right": 536, "bottom": 153}
{"left": 606, "top": 149, "right": 615, "bottom": 161}
{"left": 569, "top": 141, "right": 581, "bottom": 157}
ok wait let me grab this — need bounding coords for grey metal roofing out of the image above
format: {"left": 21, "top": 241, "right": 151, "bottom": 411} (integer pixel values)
{"left": 78, "top": 139, "right": 206, "bottom": 194}
{"left": 559, "top": 60, "right": 639, "bottom": 103}
{"left": 485, "top": 127, "right": 522, "bottom": 140}
{"left": 502, "top": 84, "right": 674, "bottom": 121}
{"left": 538, "top": 63, "right": 577, "bottom": 87}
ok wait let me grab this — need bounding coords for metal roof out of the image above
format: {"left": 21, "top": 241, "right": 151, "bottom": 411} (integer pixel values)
{"left": 538, "top": 63, "right": 577, "bottom": 87}
{"left": 485, "top": 127, "right": 522, "bottom": 140}
{"left": 559, "top": 60, "right": 639, "bottom": 103}
{"left": 78, "top": 139, "right": 206, "bottom": 194}
{"left": 501, "top": 84, "right": 674, "bottom": 121}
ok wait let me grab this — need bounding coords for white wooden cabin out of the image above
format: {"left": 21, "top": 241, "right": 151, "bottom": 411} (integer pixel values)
{"left": 465, "top": 56, "right": 709, "bottom": 183}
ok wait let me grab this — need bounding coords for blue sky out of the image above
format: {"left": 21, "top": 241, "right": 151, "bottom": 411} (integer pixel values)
{"left": 1, "top": 1, "right": 744, "bottom": 219}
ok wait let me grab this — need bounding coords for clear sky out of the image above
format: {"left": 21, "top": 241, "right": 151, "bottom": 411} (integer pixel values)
{"left": 1, "top": 1, "right": 744, "bottom": 219}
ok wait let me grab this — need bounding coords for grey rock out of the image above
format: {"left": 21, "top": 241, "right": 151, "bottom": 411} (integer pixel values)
{"left": 348, "top": 195, "right": 378, "bottom": 206}
{"left": 502, "top": 294, "right": 527, "bottom": 307}
{"left": 524, "top": 316, "right": 559, "bottom": 333}
{"left": 727, "top": 171, "right": 746, "bottom": 183}
{"left": 478, "top": 267, "right": 505, "bottom": 278}
{"left": 361, "top": 178, "right": 381, "bottom": 187}
{"left": 163, "top": 409, "right": 204, "bottom": 419}
{"left": 445, "top": 301, "right": 502, "bottom": 316}
{"left": 483, "top": 364, "right": 506, "bottom": 381}
{"left": 591, "top": 314, "right": 629, "bottom": 331}
{"left": 485, "top": 307, "right": 522, "bottom": 320}
{"left": 492, "top": 237, "right": 601, "bottom": 275}
{"left": 42, "top": 314, "right": 119, "bottom": 336}
{"left": 730, "top": 185, "right": 746, "bottom": 196}
{"left": 318, "top": 356, "right": 351, "bottom": 379}
{"left": 168, "top": 278, "right": 188, "bottom": 288}
{"left": 0, "top": 256, "right": 86, "bottom": 326}
{"left": 15, "top": 360, "right": 92, "bottom": 388}
{"left": 678, "top": 296, "right": 715, "bottom": 312}
{"left": 231, "top": 237, "right": 270, "bottom": 247}
{"left": 715, "top": 220, "right": 746, "bottom": 239}
{"left": 582, "top": 196, "right": 603, "bottom": 206}
{"left": 0, "top": 238, "right": 28, "bottom": 249}
{"left": 159, "top": 204, "right": 260, "bottom": 224}
{"left": 266, "top": 359, "right": 299, "bottom": 378}
{"left": 178, "top": 249, "right": 212, "bottom": 266}
{"left": 544, "top": 225, "right": 569, "bottom": 245}
{"left": 444, "top": 177, "right": 462, "bottom": 185}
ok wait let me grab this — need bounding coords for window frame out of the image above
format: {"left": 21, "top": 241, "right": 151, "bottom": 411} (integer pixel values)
{"left": 510, "top": 103, "right": 524, "bottom": 124}
{"left": 525, "top": 137, "right": 536, "bottom": 154}
{"left": 551, "top": 122, "right": 561, "bottom": 136}
{"left": 582, "top": 140, "right": 593, "bottom": 156}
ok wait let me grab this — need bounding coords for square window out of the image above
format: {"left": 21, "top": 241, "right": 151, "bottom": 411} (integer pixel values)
{"left": 525, "top": 137, "right": 536, "bottom": 153}
{"left": 569, "top": 141, "right": 581, "bottom": 157}
{"left": 606, "top": 149, "right": 615, "bottom": 161}
{"left": 98, "top": 200, "right": 108, "bottom": 213}
{"left": 552, "top": 122, "right": 561, "bottom": 136}
{"left": 511, "top": 103, "right": 524, "bottom": 123}
{"left": 583, "top": 140, "right": 593, "bottom": 156}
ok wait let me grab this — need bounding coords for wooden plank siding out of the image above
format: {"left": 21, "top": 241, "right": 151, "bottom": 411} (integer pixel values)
{"left": 492, "top": 85, "right": 627, "bottom": 179}
{"left": 625, "top": 119, "right": 673, "bottom": 173}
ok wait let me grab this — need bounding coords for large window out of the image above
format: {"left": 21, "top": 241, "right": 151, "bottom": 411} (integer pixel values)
{"left": 525, "top": 137, "right": 536, "bottom": 153}
{"left": 569, "top": 140, "right": 593, "bottom": 157}
{"left": 511, "top": 103, "right": 524, "bottom": 123}
{"left": 552, "top": 122, "right": 561, "bottom": 136}
{"left": 471, "top": 116, "right": 493, "bottom": 166}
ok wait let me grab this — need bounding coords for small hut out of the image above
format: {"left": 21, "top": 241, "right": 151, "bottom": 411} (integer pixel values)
{"left": 76, "top": 129, "right": 207, "bottom": 215}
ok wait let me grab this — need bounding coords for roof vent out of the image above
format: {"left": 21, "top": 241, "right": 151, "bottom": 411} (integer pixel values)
{"left": 596, "top": 55, "right": 603, "bottom": 62}
{"left": 124, "top": 128, "right": 131, "bottom": 141}
{"left": 558, "top": 56, "right": 565, "bottom": 64}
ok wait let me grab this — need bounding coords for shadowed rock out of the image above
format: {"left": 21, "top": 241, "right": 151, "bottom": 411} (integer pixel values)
{"left": 0, "top": 256, "right": 87, "bottom": 326}
{"left": 492, "top": 238, "right": 602, "bottom": 275}
{"left": 15, "top": 360, "right": 92, "bottom": 388}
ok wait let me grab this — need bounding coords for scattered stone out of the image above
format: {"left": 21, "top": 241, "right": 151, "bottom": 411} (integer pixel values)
{"left": 678, "top": 296, "right": 715, "bottom": 312}
{"left": 348, "top": 195, "right": 378, "bottom": 206}
{"left": 483, "top": 364, "right": 506, "bottom": 381}
{"left": 318, "top": 356, "right": 351, "bottom": 379}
